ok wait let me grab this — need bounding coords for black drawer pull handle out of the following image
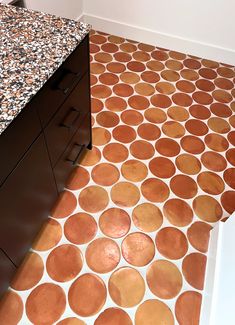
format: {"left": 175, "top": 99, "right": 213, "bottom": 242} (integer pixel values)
{"left": 56, "top": 70, "right": 81, "bottom": 94}
{"left": 60, "top": 108, "right": 80, "bottom": 129}
{"left": 66, "top": 144, "right": 85, "bottom": 165}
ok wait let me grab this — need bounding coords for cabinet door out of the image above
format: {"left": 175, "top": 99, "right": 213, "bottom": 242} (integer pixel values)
{"left": 0, "top": 134, "right": 58, "bottom": 266}
{"left": 0, "top": 249, "right": 16, "bottom": 298}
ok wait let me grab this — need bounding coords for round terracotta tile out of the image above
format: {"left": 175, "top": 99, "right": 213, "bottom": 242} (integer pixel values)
{"left": 215, "top": 78, "right": 234, "bottom": 90}
{"left": 57, "top": 317, "right": 85, "bottom": 325}
{"left": 172, "top": 92, "right": 193, "bottom": 106}
{"left": 149, "top": 157, "right": 175, "bottom": 178}
{"left": 113, "top": 83, "right": 134, "bottom": 97}
{"left": 101, "top": 42, "right": 119, "bottom": 53}
{"left": 133, "top": 51, "right": 151, "bottom": 62}
{"left": 108, "top": 267, "right": 145, "bottom": 308}
{"left": 169, "top": 50, "right": 186, "bottom": 60}
{"left": 108, "top": 35, "right": 125, "bottom": 44}
{"left": 26, "top": 283, "right": 66, "bottom": 324}
{"left": 111, "top": 182, "right": 140, "bottom": 207}
{"left": 144, "top": 108, "right": 167, "bottom": 124}
{"left": 181, "top": 69, "right": 199, "bottom": 81}
{"left": 205, "top": 133, "right": 229, "bottom": 152}
{"left": 208, "top": 117, "right": 230, "bottom": 134}
{"left": 112, "top": 125, "right": 136, "bottom": 143}
{"left": 166, "top": 59, "right": 183, "bottom": 71}
{"left": 138, "top": 43, "right": 155, "bottom": 52}
{"left": 64, "top": 213, "right": 97, "bottom": 245}
{"left": 66, "top": 166, "right": 90, "bottom": 190}
{"left": 99, "top": 208, "right": 131, "bottom": 238}
{"left": 195, "top": 79, "right": 215, "bottom": 91}
{"left": 90, "top": 34, "right": 106, "bottom": 44}
{"left": 184, "top": 58, "right": 201, "bottom": 69}
{"left": 138, "top": 123, "right": 161, "bottom": 141}
{"left": 68, "top": 273, "right": 106, "bottom": 317}
{"left": 210, "top": 103, "right": 232, "bottom": 117}
{"left": 217, "top": 67, "right": 235, "bottom": 78}
{"left": 120, "top": 42, "right": 137, "bottom": 53}
{"left": 187, "top": 221, "right": 212, "bottom": 253}
{"left": 147, "top": 60, "right": 165, "bottom": 71}
{"left": 107, "top": 62, "right": 126, "bottom": 73}
{"left": 192, "top": 91, "right": 213, "bottom": 105}
{"left": 95, "top": 308, "right": 132, "bottom": 325}
{"left": 224, "top": 168, "right": 235, "bottom": 189}
{"left": 51, "top": 191, "right": 77, "bottom": 219}
{"left": 185, "top": 119, "right": 208, "bottom": 136}
{"left": 151, "top": 94, "right": 172, "bottom": 108}
{"left": 212, "top": 89, "right": 233, "bottom": 103}
{"left": 120, "top": 71, "right": 140, "bottom": 84}
{"left": 170, "top": 175, "right": 197, "bottom": 199}
{"left": 193, "top": 195, "right": 223, "bottom": 222}
{"left": 32, "top": 218, "right": 62, "bottom": 251}
{"left": 127, "top": 61, "right": 145, "bottom": 72}
{"left": 155, "top": 227, "right": 188, "bottom": 259}
{"left": 141, "top": 71, "right": 160, "bottom": 83}
{"left": 228, "top": 130, "right": 235, "bottom": 146}
{"left": 105, "top": 96, "right": 127, "bottom": 112}
{"left": 197, "top": 171, "right": 225, "bottom": 195}
{"left": 128, "top": 95, "right": 150, "bottom": 110}
{"left": 163, "top": 198, "right": 193, "bottom": 227}
{"left": 201, "top": 151, "right": 227, "bottom": 172}
{"left": 90, "top": 74, "right": 98, "bottom": 86}
{"left": 182, "top": 253, "right": 207, "bottom": 290}
{"left": 0, "top": 291, "right": 23, "bottom": 325}
{"left": 121, "top": 159, "right": 148, "bottom": 182}
{"left": 90, "top": 43, "right": 100, "bottom": 54}
{"left": 99, "top": 72, "right": 119, "bottom": 85}
{"left": 92, "top": 127, "right": 111, "bottom": 146}
{"left": 180, "top": 135, "right": 205, "bottom": 154}
{"left": 103, "top": 143, "right": 129, "bottom": 163}
{"left": 147, "top": 260, "right": 182, "bottom": 299}
{"left": 132, "top": 203, "right": 163, "bottom": 232}
{"left": 201, "top": 59, "right": 219, "bottom": 68}
{"left": 86, "top": 238, "right": 120, "bottom": 273}
{"left": 11, "top": 252, "right": 44, "bottom": 290}
{"left": 91, "top": 98, "right": 104, "bottom": 114}
{"left": 176, "top": 153, "right": 201, "bottom": 175}
{"left": 91, "top": 163, "right": 120, "bottom": 186}
{"left": 135, "top": 83, "right": 155, "bottom": 96}
{"left": 175, "top": 291, "right": 202, "bottom": 325}
{"left": 199, "top": 68, "right": 217, "bottom": 79}
{"left": 162, "top": 121, "right": 186, "bottom": 138}
{"left": 91, "top": 85, "right": 112, "bottom": 99}
{"left": 226, "top": 148, "right": 235, "bottom": 166}
{"left": 152, "top": 50, "right": 169, "bottom": 61}
{"left": 229, "top": 115, "right": 235, "bottom": 128}
{"left": 176, "top": 80, "right": 196, "bottom": 93}
{"left": 221, "top": 191, "right": 235, "bottom": 214}
{"left": 135, "top": 299, "right": 174, "bottom": 325}
{"left": 122, "top": 232, "right": 155, "bottom": 266}
{"left": 156, "top": 138, "right": 181, "bottom": 157}
{"left": 96, "top": 111, "right": 119, "bottom": 128}
{"left": 114, "top": 52, "right": 132, "bottom": 63}
{"left": 79, "top": 186, "right": 109, "bottom": 213}
{"left": 90, "top": 63, "right": 105, "bottom": 75}
{"left": 167, "top": 106, "right": 189, "bottom": 121}
{"left": 141, "top": 178, "right": 170, "bottom": 202}
{"left": 80, "top": 147, "right": 101, "bottom": 166}
{"left": 121, "top": 110, "right": 144, "bottom": 126}
{"left": 130, "top": 140, "right": 155, "bottom": 160}
{"left": 155, "top": 81, "right": 176, "bottom": 95}
{"left": 94, "top": 52, "right": 113, "bottom": 63}
{"left": 189, "top": 104, "right": 211, "bottom": 120}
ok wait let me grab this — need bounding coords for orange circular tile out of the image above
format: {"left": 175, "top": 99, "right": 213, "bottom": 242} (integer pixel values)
{"left": 184, "top": 58, "right": 201, "bottom": 69}
{"left": 162, "top": 121, "right": 186, "bottom": 138}
{"left": 166, "top": 59, "right": 183, "bottom": 71}
{"left": 57, "top": 317, "right": 85, "bottom": 325}
{"left": 68, "top": 273, "right": 106, "bottom": 317}
{"left": 151, "top": 94, "right": 172, "bottom": 108}
{"left": 224, "top": 168, "right": 235, "bottom": 189}
{"left": 112, "top": 125, "right": 136, "bottom": 143}
{"left": 121, "top": 110, "right": 144, "bottom": 126}
{"left": 86, "top": 238, "right": 120, "bottom": 273}
{"left": 163, "top": 198, "right": 193, "bottom": 227}
{"left": 192, "top": 91, "right": 213, "bottom": 105}
{"left": 94, "top": 53, "right": 113, "bottom": 63}
{"left": 197, "top": 171, "right": 225, "bottom": 195}
{"left": 46, "top": 244, "right": 83, "bottom": 282}
{"left": 79, "top": 186, "right": 109, "bottom": 213}
{"left": 105, "top": 96, "right": 127, "bottom": 112}
{"left": 155, "top": 138, "right": 181, "bottom": 157}
{"left": 111, "top": 182, "right": 140, "bottom": 207}
{"left": 205, "top": 133, "right": 229, "bottom": 152}
{"left": 226, "top": 148, "right": 235, "bottom": 166}
{"left": 128, "top": 95, "right": 150, "bottom": 110}
{"left": 199, "top": 68, "right": 217, "bottom": 79}
{"left": 90, "top": 63, "right": 105, "bottom": 74}
{"left": 149, "top": 157, "right": 175, "bottom": 178}
{"left": 80, "top": 147, "right": 101, "bottom": 166}
{"left": 167, "top": 106, "right": 189, "bottom": 121}
{"left": 26, "top": 283, "right": 66, "bottom": 324}
{"left": 208, "top": 117, "right": 230, "bottom": 134}
{"left": 195, "top": 79, "right": 215, "bottom": 91}
{"left": 135, "top": 299, "right": 174, "bottom": 325}
{"left": 130, "top": 140, "right": 155, "bottom": 160}
{"left": 193, "top": 195, "right": 223, "bottom": 222}
{"left": 181, "top": 69, "right": 199, "bottom": 81}
{"left": 91, "top": 163, "right": 120, "bottom": 186}
{"left": 141, "top": 178, "right": 170, "bottom": 202}
{"left": 133, "top": 51, "right": 151, "bottom": 62}
{"left": 127, "top": 61, "right": 145, "bottom": 72}
{"left": 51, "top": 191, "right": 77, "bottom": 219}
{"left": 152, "top": 50, "right": 169, "bottom": 61}
{"left": 90, "top": 34, "right": 106, "bottom": 44}
{"left": 180, "top": 135, "right": 205, "bottom": 154}
{"left": 141, "top": 71, "right": 160, "bottom": 83}
{"left": 92, "top": 127, "right": 111, "bottom": 146}
{"left": 101, "top": 42, "right": 119, "bottom": 53}
{"left": 175, "top": 291, "right": 202, "bottom": 325}
{"left": 32, "top": 218, "right": 62, "bottom": 251}
{"left": 90, "top": 74, "right": 98, "bottom": 86}
{"left": 172, "top": 92, "right": 193, "bottom": 106}
{"left": 108, "top": 267, "right": 145, "bottom": 307}
{"left": 155, "top": 227, "right": 188, "bottom": 259}
{"left": 0, "top": 291, "right": 23, "bottom": 325}
{"left": 108, "top": 35, "right": 125, "bottom": 44}
{"left": 121, "top": 159, "right": 148, "bottom": 182}
{"left": 217, "top": 67, "right": 235, "bottom": 78}
{"left": 120, "top": 42, "right": 137, "bottom": 53}
{"left": 122, "top": 232, "right": 155, "bottom": 266}
{"left": 114, "top": 52, "right": 132, "bottom": 63}
{"left": 99, "top": 208, "right": 131, "bottom": 238}
{"left": 176, "top": 80, "right": 196, "bottom": 93}
{"left": 169, "top": 51, "right": 186, "bottom": 60}
{"left": 147, "top": 260, "right": 182, "bottom": 299}
{"left": 120, "top": 71, "right": 140, "bottom": 84}
{"left": 113, "top": 83, "right": 134, "bottom": 97}
{"left": 210, "top": 103, "right": 232, "bottom": 117}
{"left": 138, "top": 43, "right": 155, "bottom": 52}
{"left": 103, "top": 143, "right": 129, "bottom": 163}
{"left": 212, "top": 89, "right": 233, "bottom": 103}
{"left": 66, "top": 166, "right": 90, "bottom": 190}
{"left": 94, "top": 308, "right": 132, "bottom": 325}
{"left": 96, "top": 111, "right": 119, "bottom": 128}
{"left": 90, "top": 43, "right": 100, "bottom": 54}
{"left": 176, "top": 153, "right": 201, "bottom": 175}
{"left": 132, "top": 203, "right": 163, "bottom": 232}
{"left": 228, "top": 130, "right": 235, "bottom": 146}
{"left": 229, "top": 115, "right": 235, "bottom": 127}
{"left": 201, "top": 59, "right": 219, "bottom": 68}
{"left": 91, "top": 99, "right": 104, "bottom": 115}
{"left": 64, "top": 213, "right": 97, "bottom": 245}
{"left": 147, "top": 60, "right": 165, "bottom": 71}
{"left": 170, "top": 175, "right": 198, "bottom": 199}
{"left": 144, "top": 108, "right": 167, "bottom": 124}
{"left": 107, "top": 62, "right": 126, "bottom": 73}
{"left": 137, "top": 123, "right": 161, "bottom": 141}
{"left": 99, "top": 73, "right": 119, "bottom": 85}
{"left": 185, "top": 119, "right": 208, "bottom": 136}
{"left": 189, "top": 104, "right": 211, "bottom": 119}
{"left": 135, "top": 83, "right": 155, "bottom": 96}
{"left": 11, "top": 252, "right": 44, "bottom": 290}
{"left": 221, "top": 191, "right": 235, "bottom": 214}
{"left": 187, "top": 221, "right": 212, "bottom": 253}
{"left": 91, "top": 85, "right": 112, "bottom": 99}
{"left": 182, "top": 253, "right": 207, "bottom": 290}
{"left": 155, "top": 81, "right": 176, "bottom": 95}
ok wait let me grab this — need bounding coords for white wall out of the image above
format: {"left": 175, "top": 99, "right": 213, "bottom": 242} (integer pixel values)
{"left": 83, "top": 0, "right": 235, "bottom": 65}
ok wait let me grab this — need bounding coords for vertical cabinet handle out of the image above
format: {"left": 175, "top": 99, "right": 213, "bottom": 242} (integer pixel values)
{"left": 66, "top": 144, "right": 85, "bottom": 165}
{"left": 56, "top": 70, "right": 81, "bottom": 94}
{"left": 60, "top": 108, "right": 80, "bottom": 129}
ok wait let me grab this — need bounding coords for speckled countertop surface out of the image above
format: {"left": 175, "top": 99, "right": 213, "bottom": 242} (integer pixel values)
{"left": 0, "top": 4, "right": 91, "bottom": 134}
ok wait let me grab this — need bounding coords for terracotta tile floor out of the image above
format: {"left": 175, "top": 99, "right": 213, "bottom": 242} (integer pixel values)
{"left": 0, "top": 30, "right": 235, "bottom": 325}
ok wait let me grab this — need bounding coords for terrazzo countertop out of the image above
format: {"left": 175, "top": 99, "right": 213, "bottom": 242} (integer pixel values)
{"left": 0, "top": 4, "right": 91, "bottom": 134}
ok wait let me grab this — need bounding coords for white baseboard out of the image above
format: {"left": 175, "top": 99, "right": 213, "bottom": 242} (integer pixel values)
{"left": 83, "top": 13, "right": 235, "bottom": 66}
{"left": 75, "top": 13, "right": 84, "bottom": 22}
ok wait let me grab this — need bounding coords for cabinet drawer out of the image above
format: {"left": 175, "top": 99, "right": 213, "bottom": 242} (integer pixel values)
{"left": 44, "top": 73, "right": 90, "bottom": 167}
{"left": 0, "top": 249, "right": 16, "bottom": 298}
{"left": 34, "top": 35, "right": 89, "bottom": 128}
{"left": 54, "top": 113, "right": 91, "bottom": 192}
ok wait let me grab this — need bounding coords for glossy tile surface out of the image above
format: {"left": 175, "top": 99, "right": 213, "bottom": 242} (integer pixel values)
{"left": 0, "top": 30, "right": 234, "bottom": 324}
